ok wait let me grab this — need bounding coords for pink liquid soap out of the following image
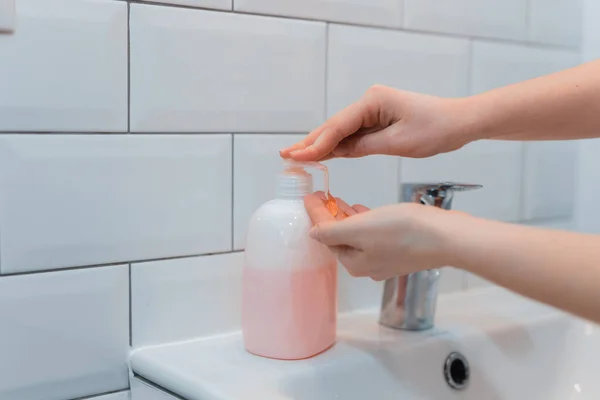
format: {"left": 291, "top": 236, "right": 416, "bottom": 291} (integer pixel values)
{"left": 242, "top": 261, "right": 337, "bottom": 360}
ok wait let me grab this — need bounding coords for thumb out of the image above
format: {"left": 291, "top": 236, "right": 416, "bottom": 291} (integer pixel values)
{"left": 308, "top": 220, "right": 359, "bottom": 247}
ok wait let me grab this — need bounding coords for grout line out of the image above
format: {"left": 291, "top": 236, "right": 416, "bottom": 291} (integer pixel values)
{"left": 133, "top": 374, "right": 187, "bottom": 399}
{"left": 126, "top": 0, "right": 579, "bottom": 52}
{"left": 231, "top": 134, "right": 235, "bottom": 251}
{"left": 0, "top": 131, "right": 311, "bottom": 135}
{"left": 129, "top": 263, "right": 133, "bottom": 347}
{"left": 0, "top": 250, "right": 244, "bottom": 277}
{"left": 70, "top": 388, "right": 130, "bottom": 400}
{"left": 519, "top": 142, "right": 528, "bottom": 221}
{"left": 127, "top": 1, "right": 131, "bottom": 134}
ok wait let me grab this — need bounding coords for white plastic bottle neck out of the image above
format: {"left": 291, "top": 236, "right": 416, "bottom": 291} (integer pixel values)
{"left": 275, "top": 168, "right": 313, "bottom": 200}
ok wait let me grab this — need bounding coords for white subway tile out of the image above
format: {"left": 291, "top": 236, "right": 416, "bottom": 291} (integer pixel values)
{"left": 401, "top": 140, "right": 523, "bottom": 222}
{"left": 404, "top": 0, "right": 527, "bottom": 41}
{"left": 0, "top": 265, "right": 129, "bottom": 400}
{"left": 529, "top": 0, "right": 582, "bottom": 47}
{"left": 338, "top": 264, "right": 382, "bottom": 312}
{"left": 321, "top": 156, "right": 400, "bottom": 208}
{"left": 130, "top": 5, "right": 326, "bottom": 132}
{"left": 132, "top": 377, "right": 179, "bottom": 400}
{"left": 523, "top": 141, "right": 577, "bottom": 220}
{"left": 471, "top": 41, "right": 580, "bottom": 94}
{"left": 233, "top": 134, "right": 303, "bottom": 250}
{"left": 439, "top": 267, "right": 466, "bottom": 293}
{"left": 139, "top": 0, "right": 231, "bottom": 11}
{"left": 132, "top": 253, "right": 243, "bottom": 347}
{"left": 327, "top": 25, "right": 469, "bottom": 115}
{"left": 0, "top": 135, "right": 232, "bottom": 273}
{"left": 0, "top": 0, "right": 127, "bottom": 132}
{"left": 93, "top": 392, "right": 130, "bottom": 400}
{"left": 234, "top": 0, "right": 402, "bottom": 28}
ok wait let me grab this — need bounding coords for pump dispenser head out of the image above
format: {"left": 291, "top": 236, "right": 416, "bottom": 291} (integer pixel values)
{"left": 276, "top": 163, "right": 313, "bottom": 199}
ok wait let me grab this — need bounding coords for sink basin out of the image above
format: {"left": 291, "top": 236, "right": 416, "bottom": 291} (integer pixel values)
{"left": 131, "top": 288, "right": 600, "bottom": 400}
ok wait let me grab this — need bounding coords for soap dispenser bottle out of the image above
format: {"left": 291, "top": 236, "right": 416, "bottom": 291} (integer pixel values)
{"left": 242, "top": 161, "right": 337, "bottom": 360}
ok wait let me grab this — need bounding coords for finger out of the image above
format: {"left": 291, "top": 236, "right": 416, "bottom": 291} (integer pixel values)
{"left": 314, "top": 191, "right": 327, "bottom": 201}
{"left": 288, "top": 100, "right": 375, "bottom": 162}
{"left": 336, "top": 247, "right": 368, "bottom": 277}
{"left": 352, "top": 204, "right": 370, "bottom": 213}
{"left": 308, "top": 219, "right": 361, "bottom": 247}
{"left": 304, "top": 194, "right": 335, "bottom": 226}
{"left": 335, "top": 198, "right": 357, "bottom": 217}
{"left": 279, "top": 130, "right": 323, "bottom": 158}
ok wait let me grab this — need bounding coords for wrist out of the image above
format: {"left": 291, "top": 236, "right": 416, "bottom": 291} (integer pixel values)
{"left": 449, "top": 96, "right": 490, "bottom": 143}
{"left": 435, "top": 210, "right": 483, "bottom": 273}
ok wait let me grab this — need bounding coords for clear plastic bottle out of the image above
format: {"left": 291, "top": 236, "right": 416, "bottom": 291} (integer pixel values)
{"left": 242, "top": 161, "right": 337, "bottom": 360}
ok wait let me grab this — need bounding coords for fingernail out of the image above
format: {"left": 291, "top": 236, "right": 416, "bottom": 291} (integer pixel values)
{"left": 308, "top": 227, "right": 319, "bottom": 240}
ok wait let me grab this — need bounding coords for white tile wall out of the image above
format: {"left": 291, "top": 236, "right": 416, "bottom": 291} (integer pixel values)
{"left": 338, "top": 265, "right": 382, "bottom": 312}
{"left": 130, "top": 4, "right": 326, "bottom": 132}
{"left": 233, "top": 134, "right": 399, "bottom": 249}
{"left": 401, "top": 140, "right": 524, "bottom": 222}
{"left": 132, "top": 377, "right": 179, "bottom": 400}
{"left": 0, "top": 0, "right": 127, "bottom": 132}
{"left": 471, "top": 40, "right": 580, "bottom": 94}
{"left": 132, "top": 253, "right": 243, "bottom": 347}
{"left": 234, "top": 0, "right": 403, "bottom": 28}
{"left": 0, "top": 135, "right": 232, "bottom": 273}
{"left": 0, "top": 0, "right": 586, "bottom": 395}
{"left": 93, "top": 392, "right": 131, "bottom": 400}
{"left": 0, "top": 265, "right": 129, "bottom": 400}
{"left": 404, "top": 0, "right": 528, "bottom": 41}
{"left": 523, "top": 141, "right": 577, "bottom": 220}
{"left": 327, "top": 25, "right": 469, "bottom": 115}
{"left": 529, "top": 0, "right": 582, "bottom": 47}
{"left": 140, "top": 0, "right": 232, "bottom": 11}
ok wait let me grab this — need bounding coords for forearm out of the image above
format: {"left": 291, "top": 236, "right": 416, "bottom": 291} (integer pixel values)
{"left": 449, "top": 217, "right": 600, "bottom": 323}
{"left": 461, "top": 59, "right": 600, "bottom": 142}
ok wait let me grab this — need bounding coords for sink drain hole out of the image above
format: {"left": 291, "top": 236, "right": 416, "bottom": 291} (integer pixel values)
{"left": 444, "top": 352, "right": 469, "bottom": 390}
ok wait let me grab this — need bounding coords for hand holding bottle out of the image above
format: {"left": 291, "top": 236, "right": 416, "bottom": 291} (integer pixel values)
{"left": 304, "top": 193, "right": 467, "bottom": 281}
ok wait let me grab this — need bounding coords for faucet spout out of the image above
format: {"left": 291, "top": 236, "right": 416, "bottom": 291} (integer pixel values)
{"left": 379, "top": 182, "right": 481, "bottom": 331}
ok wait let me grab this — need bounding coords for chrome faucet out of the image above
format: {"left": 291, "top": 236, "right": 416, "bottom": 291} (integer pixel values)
{"left": 379, "top": 182, "right": 482, "bottom": 330}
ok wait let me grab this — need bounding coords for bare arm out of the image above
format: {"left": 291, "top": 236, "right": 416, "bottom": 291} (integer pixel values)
{"left": 451, "top": 218, "right": 600, "bottom": 323}
{"left": 464, "top": 59, "right": 600, "bottom": 142}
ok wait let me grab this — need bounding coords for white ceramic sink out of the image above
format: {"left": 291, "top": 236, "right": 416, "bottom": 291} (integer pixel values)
{"left": 131, "top": 288, "right": 599, "bottom": 400}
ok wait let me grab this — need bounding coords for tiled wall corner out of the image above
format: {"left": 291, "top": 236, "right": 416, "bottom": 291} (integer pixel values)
{"left": 0, "top": 265, "right": 129, "bottom": 399}
{"left": 401, "top": 140, "right": 524, "bottom": 222}
{"left": 327, "top": 24, "right": 469, "bottom": 116}
{"left": 130, "top": 4, "right": 326, "bottom": 132}
{"left": 131, "top": 253, "right": 243, "bottom": 348}
{"left": 234, "top": 0, "right": 403, "bottom": 29}
{"left": 139, "top": 0, "right": 232, "bottom": 11}
{"left": 0, "top": 0, "right": 127, "bottom": 132}
{"left": 529, "top": 0, "right": 583, "bottom": 47}
{"left": 0, "top": 135, "right": 232, "bottom": 273}
{"left": 522, "top": 141, "right": 577, "bottom": 221}
{"left": 404, "top": 0, "right": 528, "bottom": 41}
